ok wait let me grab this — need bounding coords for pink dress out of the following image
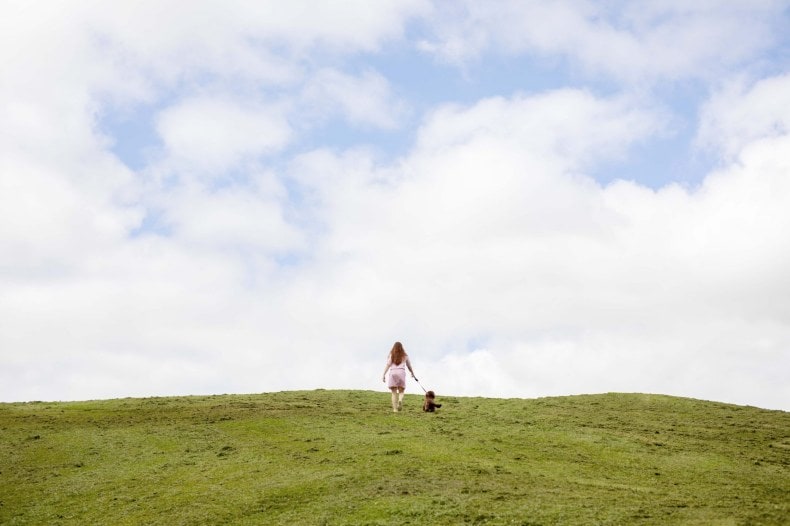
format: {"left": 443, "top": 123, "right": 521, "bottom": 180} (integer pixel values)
{"left": 386, "top": 356, "right": 411, "bottom": 388}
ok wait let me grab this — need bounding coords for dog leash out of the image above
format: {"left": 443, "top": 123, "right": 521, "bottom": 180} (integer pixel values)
{"left": 413, "top": 376, "right": 427, "bottom": 393}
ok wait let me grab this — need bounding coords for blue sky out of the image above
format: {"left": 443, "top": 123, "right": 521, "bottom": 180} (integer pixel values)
{"left": 2, "top": 1, "right": 790, "bottom": 410}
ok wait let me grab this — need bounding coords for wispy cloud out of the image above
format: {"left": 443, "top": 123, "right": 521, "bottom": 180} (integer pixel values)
{"left": 417, "top": 1, "right": 785, "bottom": 82}
{"left": 301, "top": 68, "right": 408, "bottom": 130}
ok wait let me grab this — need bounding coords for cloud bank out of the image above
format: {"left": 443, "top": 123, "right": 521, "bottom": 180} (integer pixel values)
{"left": 1, "top": 1, "right": 789, "bottom": 410}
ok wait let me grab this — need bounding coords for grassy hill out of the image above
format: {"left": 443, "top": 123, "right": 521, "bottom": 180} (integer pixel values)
{"left": 1, "top": 390, "right": 788, "bottom": 525}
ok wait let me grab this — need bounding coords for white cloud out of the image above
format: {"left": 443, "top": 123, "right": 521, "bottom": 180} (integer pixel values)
{"left": 0, "top": 135, "right": 140, "bottom": 283}
{"left": 82, "top": 0, "right": 431, "bottom": 89}
{"left": 155, "top": 96, "right": 291, "bottom": 171}
{"left": 418, "top": 1, "right": 785, "bottom": 82}
{"left": 161, "top": 176, "right": 305, "bottom": 254}
{"left": 697, "top": 73, "right": 790, "bottom": 160}
{"left": 415, "top": 90, "right": 662, "bottom": 168}
{"left": 301, "top": 68, "right": 407, "bottom": 129}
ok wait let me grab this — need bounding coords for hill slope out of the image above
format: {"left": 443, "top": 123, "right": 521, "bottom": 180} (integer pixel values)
{"left": 1, "top": 391, "right": 788, "bottom": 525}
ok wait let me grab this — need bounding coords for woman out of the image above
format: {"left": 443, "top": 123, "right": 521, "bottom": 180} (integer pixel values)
{"left": 382, "top": 341, "right": 417, "bottom": 412}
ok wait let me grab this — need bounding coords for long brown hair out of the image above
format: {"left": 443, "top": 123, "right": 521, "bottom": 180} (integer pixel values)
{"left": 389, "top": 341, "right": 406, "bottom": 365}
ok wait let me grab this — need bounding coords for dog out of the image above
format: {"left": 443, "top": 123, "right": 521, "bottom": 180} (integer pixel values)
{"left": 422, "top": 390, "right": 442, "bottom": 412}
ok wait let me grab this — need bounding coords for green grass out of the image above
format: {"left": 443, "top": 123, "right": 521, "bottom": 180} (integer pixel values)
{"left": 1, "top": 391, "right": 788, "bottom": 525}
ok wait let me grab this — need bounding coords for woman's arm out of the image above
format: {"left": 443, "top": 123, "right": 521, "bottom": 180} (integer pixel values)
{"left": 382, "top": 358, "right": 392, "bottom": 382}
{"left": 406, "top": 357, "right": 416, "bottom": 379}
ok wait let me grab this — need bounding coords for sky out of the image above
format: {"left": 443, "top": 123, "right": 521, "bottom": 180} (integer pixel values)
{"left": 2, "top": 1, "right": 790, "bottom": 410}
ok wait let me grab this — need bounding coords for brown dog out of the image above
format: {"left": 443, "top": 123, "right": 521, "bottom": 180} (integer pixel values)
{"left": 422, "top": 390, "right": 442, "bottom": 412}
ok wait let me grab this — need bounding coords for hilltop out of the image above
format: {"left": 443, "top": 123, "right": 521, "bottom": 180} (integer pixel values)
{"left": 1, "top": 390, "right": 788, "bottom": 525}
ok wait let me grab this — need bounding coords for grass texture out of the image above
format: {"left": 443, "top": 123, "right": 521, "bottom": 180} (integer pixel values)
{"left": 1, "top": 390, "right": 788, "bottom": 525}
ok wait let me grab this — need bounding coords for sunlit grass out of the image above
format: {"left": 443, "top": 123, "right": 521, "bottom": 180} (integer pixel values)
{"left": 1, "top": 391, "right": 788, "bottom": 524}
